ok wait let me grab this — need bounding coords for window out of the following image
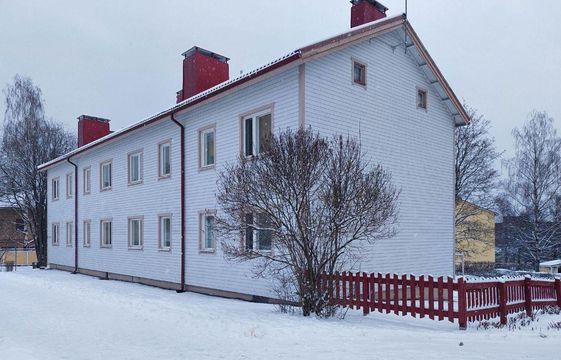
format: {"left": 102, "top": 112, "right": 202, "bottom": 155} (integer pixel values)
{"left": 159, "top": 215, "right": 171, "bottom": 250}
{"left": 15, "top": 218, "right": 25, "bottom": 233}
{"left": 353, "top": 60, "right": 366, "bottom": 86}
{"left": 128, "top": 217, "right": 143, "bottom": 249}
{"left": 199, "top": 127, "right": 215, "bottom": 168}
{"left": 83, "top": 167, "right": 91, "bottom": 194}
{"left": 199, "top": 211, "right": 216, "bottom": 252}
{"left": 100, "top": 219, "right": 112, "bottom": 247}
{"left": 417, "top": 88, "right": 428, "bottom": 110}
{"left": 159, "top": 141, "right": 171, "bottom": 178}
{"left": 52, "top": 223, "right": 59, "bottom": 246}
{"left": 52, "top": 177, "right": 60, "bottom": 200}
{"left": 100, "top": 161, "right": 112, "bottom": 190}
{"left": 128, "top": 150, "right": 143, "bottom": 185}
{"left": 83, "top": 220, "right": 91, "bottom": 247}
{"left": 66, "top": 222, "right": 73, "bottom": 247}
{"left": 244, "top": 213, "right": 272, "bottom": 252}
{"left": 66, "top": 173, "right": 73, "bottom": 198}
{"left": 243, "top": 111, "right": 272, "bottom": 157}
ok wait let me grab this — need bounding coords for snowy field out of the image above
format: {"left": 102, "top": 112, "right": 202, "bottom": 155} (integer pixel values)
{"left": 1, "top": 269, "right": 560, "bottom": 360}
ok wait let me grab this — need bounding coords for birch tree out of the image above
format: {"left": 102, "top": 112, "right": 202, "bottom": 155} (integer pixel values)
{"left": 501, "top": 111, "right": 561, "bottom": 270}
{"left": 216, "top": 128, "right": 399, "bottom": 316}
{"left": 0, "top": 75, "right": 75, "bottom": 267}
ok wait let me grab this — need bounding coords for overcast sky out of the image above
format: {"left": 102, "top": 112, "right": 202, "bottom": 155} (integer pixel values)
{"left": 1, "top": 0, "right": 560, "bottom": 158}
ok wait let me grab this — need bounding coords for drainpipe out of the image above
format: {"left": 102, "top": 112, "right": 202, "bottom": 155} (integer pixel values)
{"left": 67, "top": 157, "right": 79, "bottom": 274}
{"left": 171, "top": 113, "right": 186, "bottom": 292}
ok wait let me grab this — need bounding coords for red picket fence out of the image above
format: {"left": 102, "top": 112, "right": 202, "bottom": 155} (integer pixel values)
{"left": 320, "top": 272, "right": 561, "bottom": 329}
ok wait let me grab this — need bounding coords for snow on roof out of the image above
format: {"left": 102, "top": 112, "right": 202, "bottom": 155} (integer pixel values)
{"left": 540, "top": 260, "right": 561, "bottom": 267}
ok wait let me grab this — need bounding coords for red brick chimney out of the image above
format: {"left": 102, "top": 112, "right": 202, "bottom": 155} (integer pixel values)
{"left": 176, "top": 46, "right": 230, "bottom": 103}
{"left": 350, "top": 0, "right": 388, "bottom": 28}
{"left": 77, "top": 115, "right": 111, "bottom": 147}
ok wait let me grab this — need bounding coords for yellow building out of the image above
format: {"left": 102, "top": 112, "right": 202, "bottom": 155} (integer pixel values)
{"left": 455, "top": 200, "right": 496, "bottom": 271}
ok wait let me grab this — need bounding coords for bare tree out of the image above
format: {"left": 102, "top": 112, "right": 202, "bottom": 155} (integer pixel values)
{"left": 216, "top": 128, "right": 399, "bottom": 316}
{"left": 501, "top": 111, "right": 561, "bottom": 271}
{"left": 455, "top": 105, "right": 501, "bottom": 264}
{"left": 0, "top": 75, "right": 75, "bottom": 267}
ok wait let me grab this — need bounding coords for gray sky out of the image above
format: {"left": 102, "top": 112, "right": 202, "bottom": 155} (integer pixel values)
{"left": 1, "top": 0, "right": 560, "bottom": 158}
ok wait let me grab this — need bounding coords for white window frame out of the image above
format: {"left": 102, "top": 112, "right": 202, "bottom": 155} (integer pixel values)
{"left": 52, "top": 223, "right": 60, "bottom": 246}
{"left": 199, "top": 126, "right": 216, "bottom": 169}
{"left": 158, "top": 141, "right": 171, "bottom": 178}
{"left": 83, "top": 220, "right": 91, "bottom": 247}
{"left": 100, "top": 160, "right": 112, "bottom": 191}
{"left": 128, "top": 150, "right": 143, "bottom": 185}
{"left": 100, "top": 219, "right": 112, "bottom": 248}
{"left": 66, "top": 221, "right": 73, "bottom": 247}
{"left": 83, "top": 167, "right": 91, "bottom": 195}
{"left": 52, "top": 177, "right": 60, "bottom": 201}
{"left": 199, "top": 210, "right": 216, "bottom": 253}
{"left": 244, "top": 212, "right": 272, "bottom": 252}
{"left": 128, "top": 216, "right": 144, "bottom": 249}
{"left": 242, "top": 108, "right": 273, "bottom": 158}
{"left": 159, "top": 214, "right": 172, "bottom": 250}
{"left": 66, "top": 173, "right": 73, "bottom": 198}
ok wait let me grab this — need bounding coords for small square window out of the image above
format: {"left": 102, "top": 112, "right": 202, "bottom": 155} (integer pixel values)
{"left": 417, "top": 88, "right": 428, "bottom": 110}
{"left": 244, "top": 213, "right": 272, "bottom": 252}
{"left": 353, "top": 61, "right": 366, "bottom": 86}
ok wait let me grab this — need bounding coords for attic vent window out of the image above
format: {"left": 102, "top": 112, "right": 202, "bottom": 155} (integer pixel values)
{"left": 417, "top": 88, "right": 428, "bottom": 110}
{"left": 352, "top": 60, "right": 366, "bottom": 86}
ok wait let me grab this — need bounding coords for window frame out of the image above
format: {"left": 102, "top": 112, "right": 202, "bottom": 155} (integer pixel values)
{"left": 83, "top": 166, "right": 91, "bottom": 195}
{"left": 66, "top": 172, "right": 73, "bottom": 199}
{"left": 52, "top": 223, "right": 60, "bottom": 246}
{"left": 158, "top": 140, "right": 172, "bottom": 179}
{"left": 416, "top": 87, "right": 428, "bottom": 111}
{"left": 198, "top": 125, "right": 216, "bottom": 170}
{"left": 66, "top": 221, "right": 73, "bottom": 247}
{"left": 100, "top": 160, "right": 112, "bottom": 191}
{"left": 243, "top": 212, "right": 273, "bottom": 253}
{"left": 127, "top": 149, "right": 144, "bottom": 185}
{"left": 240, "top": 105, "right": 274, "bottom": 158}
{"left": 199, "top": 210, "right": 217, "bottom": 253}
{"left": 128, "top": 216, "right": 144, "bottom": 250}
{"left": 83, "top": 220, "right": 91, "bottom": 247}
{"left": 352, "top": 58, "right": 367, "bottom": 88}
{"left": 100, "top": 219, "right": 112, "bottom": 248}
{"left": 158, "top": 214, "right": 172, "bottom": 251}
{"left": 52, "top": 177, "right": 60, "bottom": 201}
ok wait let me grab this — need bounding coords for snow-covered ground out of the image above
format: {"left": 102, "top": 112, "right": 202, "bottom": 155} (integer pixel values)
{"left": 1, "top": 269, "right": 560, "bottom": 360}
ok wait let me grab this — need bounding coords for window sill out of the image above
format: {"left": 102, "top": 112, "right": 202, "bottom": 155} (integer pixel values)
{"left": 158, "top": 248, "right": 171, "bottom": 252}
{"left": 198, "top": 164, "right": 215, "bottom": 172}
{"left": 100, "top": 187, "right": 112, "bottom": 192}
{"left": 83, "top": 191, "right": 91, "bottom": 196}
{"left": 52, "top": 243, "right": 59, "bottom": 246}
{"left": 128, "top": 246, "right": 143, "bottom": 251}
{"left": 100, "top": 245, "right": 112, "bottom": 249}
{"left": 66, "top": 244, "right": 73, "bottom": 247}
{"left": 52, "top": 198, "right": 59, "bottom": 202}
{"left": 128, "top": 180, "right": 143, "bottom": 187}
{"left": 83, "top": 244, "right": 91, "bottom": 248}
{"left": 199, "top": 249, "right": 216, "bottom": 254}
{"left": 158, "top": 174, "right": 172, "bottom": 181}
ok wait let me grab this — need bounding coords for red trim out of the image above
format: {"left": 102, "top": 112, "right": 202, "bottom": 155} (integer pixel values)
{"left": 170, "top": 113, "right": 186, "bottom": 292}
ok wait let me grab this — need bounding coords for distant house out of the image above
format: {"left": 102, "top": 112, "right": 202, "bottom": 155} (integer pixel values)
{"left": 38, "top": 1, "right": 469, "bottom": 300}
{"left": 539, "top": 260, "right": 561, "bottom": 274}
{"left": 455, "top": 200, "right": 495, "bottom": 271}
{"left": 0, "top": 202, "right": 36, "bottom": 266}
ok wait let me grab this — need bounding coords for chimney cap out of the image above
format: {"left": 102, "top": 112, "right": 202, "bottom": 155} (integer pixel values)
{"left": 350, "top": 0, "right": 388, "bottom": 13}
{"left": 78, "top": 115, "right": 111, "bottom": 123}
{"left": 181, "top": 46, "right": 230, "bottom": 63}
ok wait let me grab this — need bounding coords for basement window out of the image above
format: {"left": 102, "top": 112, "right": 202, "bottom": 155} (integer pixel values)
{"left": 352, "top": 60, "right": 367, "bottom": 86}
{"left": 417, "top": 88, "right": 428, "bottom": 110}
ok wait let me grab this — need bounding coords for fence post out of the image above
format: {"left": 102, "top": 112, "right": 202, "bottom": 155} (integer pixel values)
{"left": 524, "top": 276, "right": 532, "bottom": 317}
{"left": 457, "top": 277, "right": 467, "bottom": 330}
{"left": 555, "top": 278, "right": 561, "bottom": 308}
{"left": 362, "top": 272, "right": 369, "bottom": 315}
{"left": 498, "top": 280, "right": 507, "bottom": 325}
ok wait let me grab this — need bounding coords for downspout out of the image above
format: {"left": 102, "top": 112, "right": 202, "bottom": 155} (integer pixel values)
{"left": 67, "top": 157, "right": 79, "bottom": 274}
{"left": 170, "top": 113, "right": 186, "bottom": 292}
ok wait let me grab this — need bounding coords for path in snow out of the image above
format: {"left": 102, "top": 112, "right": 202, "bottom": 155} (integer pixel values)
{"left": 0, "top": 268, "right": 559, "bottom": 360}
